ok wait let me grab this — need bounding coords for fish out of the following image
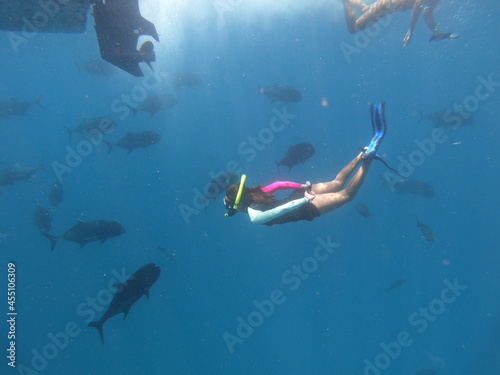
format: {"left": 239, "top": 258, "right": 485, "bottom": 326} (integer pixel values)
{"left": 48, "top": 182, "right": 63, "bottom": 207}
{"left": 258, "top": 84, "right": 302, "bottom": 103}
{"left": 92, "top": 0, "right": 159, "bottom": 77}
{"left": 0, "top": 161, "right": 44, "bottom": 187}
{"left": 170, "top": 72, "right": 202, "bottom": 88}
{"left": 158, "top": 245, "right": 175, "bottom": 261}
{"left": 0, "top": 97, "right": 43, "bottom": 118}
{"left": 112, "top": 131, "right": 161, "bottom": 153}
{"left": 392, "top": 178, "right": 435, "bottom": 198}
{"left": 64, "top": 117, "right": 117, "bottom": 139}
{"left": 89, "top": 263, "right": 161, "bottom": 343}
{"left": 417, "top": 220, "right": 437, "bottom": 242}
{"left": 419, "top": 109, "right": 474, "bottom": 127}
{"left": 355, "top": 203, "right": 371, "bottom": 218}
{"left": 276, "top": 142, "right": 315, "bottom": 174}
{"left": 42, "top": 219, "right": 125, "bottom": 251}
{"left": 386, "top": 278, "right": 407, "bottom": 292}
{"left": 131, "top": 94, "right": 177, "bottom": 116}
{"left": 34, "top": 203, "right": 52, "bottom": 234}
{"left": 77, "top": 58, "right": 117, "bottom": 76}
{"left": 204, "top": 171, "right": 239, "bottom": 201}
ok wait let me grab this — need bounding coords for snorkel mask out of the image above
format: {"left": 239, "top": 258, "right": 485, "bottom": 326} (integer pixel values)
{"left": 224, "top": 174, "right": 247, "bottom": 217}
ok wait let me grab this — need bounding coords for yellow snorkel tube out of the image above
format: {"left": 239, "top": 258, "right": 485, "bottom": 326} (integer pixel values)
{"left": 225, "top": 174, "right": 246, "bottom": 217}
{"left": 233, "top": 174, "right": 246, "bottom": 210}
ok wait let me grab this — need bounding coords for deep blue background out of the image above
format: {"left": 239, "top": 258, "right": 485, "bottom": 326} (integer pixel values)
{"left": 1, "top": 0, "right": 499, "bottom": 374}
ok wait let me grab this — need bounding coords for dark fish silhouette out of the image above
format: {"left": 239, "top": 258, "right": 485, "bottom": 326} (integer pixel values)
{"left": 276, "top": 142, "right": 315, "bottom": 174}
{"left": 355, "top": 203, "right": 371, "bottom": 218}
{"left": 386, "top": 278, "right": 407, "bottom": 292}
{"left": 417, "top": 220, "right": 437, "bottom": 242}
{"left": 89, "top": 263, "right": 161, "bottom": 343}
{"left": 92, "top": 0, "right": 159, "bottom": 77}
{"left": 0, "top": 161, "right": 44, "bottom": 187}
{"left": 113, "top": 131, "right": 161, "bottom": 153}
{"left": 258, "top": 84, "right": 302, "bottom": 103}
{"left": 42, "top": 219, "right": 125, "bottom": 251}
{"left": 131, "top": 94, "right": 177, "bottom": 116}
{"left": 393, "top": 178, "right": 435, "bottom": 198}
{"left": 77, "top": 58, "right": 117, "bottom": 76}
{"left": 34, "top": 203, "right": 52, "bottom": 234}
{"left": 0, "top": 97, "right": 43, "bottom": 118}
{"left": 419, "top": 109, "right": 474, "bottom": 127}
{"left": 48, "top": 182, "right": 64, "bottom": 207}
{"left": 170, "top": 72, "right": 202, "bottom": 88}
{"left": 204, "top": 171, "right": 239, "bottom": 201}
{"left": 64, "top": 117, "right": 117, "bottom": 139}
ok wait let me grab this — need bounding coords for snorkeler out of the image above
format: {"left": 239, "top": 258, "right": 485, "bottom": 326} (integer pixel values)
{"left": 340, "top": 0, "right": 458, "bottom": 46}
{"left": 223, "top": 102, "right": 390, "bottom": 226}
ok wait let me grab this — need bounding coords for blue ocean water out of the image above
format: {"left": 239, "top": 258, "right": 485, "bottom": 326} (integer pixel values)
{"left": 0, "top": 0, "right": 499, "bottom": 374}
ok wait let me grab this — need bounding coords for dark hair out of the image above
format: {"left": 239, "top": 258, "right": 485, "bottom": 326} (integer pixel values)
{"left": 225, "top": 184, "right": 274, "bottom": 210}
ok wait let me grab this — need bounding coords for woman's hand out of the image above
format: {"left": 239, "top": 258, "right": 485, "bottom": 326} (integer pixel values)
{"left": 302, "top": 181, "right": 313, "bottom": 192}
{"left": 305, "top": 191, "right": 316, "bottom": 202}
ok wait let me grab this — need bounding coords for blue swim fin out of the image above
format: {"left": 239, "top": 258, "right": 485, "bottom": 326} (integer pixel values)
{"left": 363, "top": 101, "right": 386, "bottom": 160}
{"left": 362, "top": 102, "right": 400, "bottom": 175}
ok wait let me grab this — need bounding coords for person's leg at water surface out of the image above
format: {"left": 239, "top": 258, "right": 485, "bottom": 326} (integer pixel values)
{"left": 341, "top": 0, "right": 358, "bottom": 33}
{"left": 341, "top": 0, "right": 395, "bottom": 33}
{"left": 354, "top": 0, "right": 394, "bottom": 31}
{"left": 346, "top": 0, "right": 369, "bottom": 11}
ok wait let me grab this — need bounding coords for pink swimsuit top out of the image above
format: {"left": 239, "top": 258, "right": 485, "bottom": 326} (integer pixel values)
{"left": 261, "top": 181, "right": 302, "bottom": 193}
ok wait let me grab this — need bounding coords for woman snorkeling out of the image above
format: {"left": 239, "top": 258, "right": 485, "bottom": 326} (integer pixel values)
{"left": 223, "top": 102, "right": 391, "bottom": 226}
{"left": 340, "top": 0, "right": 458, "bottom": 47}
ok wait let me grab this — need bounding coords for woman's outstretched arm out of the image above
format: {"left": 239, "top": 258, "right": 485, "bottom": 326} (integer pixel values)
{"left": 261, "top": 181, "right": 305, "bottom": 193}
{"left": 247, "top": 196, "right": 312, "bottom": 224}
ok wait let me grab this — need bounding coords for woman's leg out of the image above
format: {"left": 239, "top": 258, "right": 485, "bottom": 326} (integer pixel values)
{"left": 312, "top": 151, "right": 364, "bottom": 194}
{"left": 349, "top": 0, "right": 368, "bottom": 11}
{"left": 342, "top": 0, "right": 392, "bottom": 33}
{"left": 311, "top": 160, "right": 372, "bottom": 215}
{"left": 341, "top": 0, "right": 359, "bottom": 33}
